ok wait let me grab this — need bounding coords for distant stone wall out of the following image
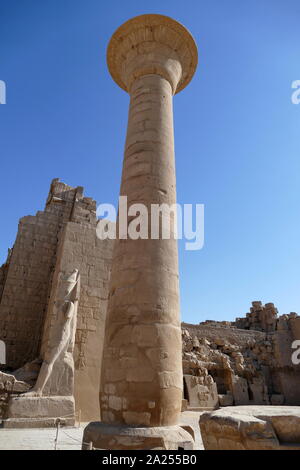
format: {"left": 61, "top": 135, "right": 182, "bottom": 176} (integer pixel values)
{"left": 0, "top": 179, "right": 114, "bottom": 421}
{"left": 235, "top": 302, "right": 278, "bottom": 332}
{"left": 0, "top": 253, "right": 10, "bottom": 304}
{"left": 0, "top": 211, "right": 61, "bottom": 368}
{"left": 1, "top": 178, "right": 299, "bottom": 425}
{"left": 40, "top": 221, "right": 113, "bottom": 421}
{"left": 272, "top": 315, "right": 300, "bottom": 405}
{"left": 182, "top": 303, "right": 300, "bottom": 409}
{"left": 0, "top": 179, "right": 88, "bottom": 369}
{"left": 183, "top": 322, "right": 265, "bottom": 347}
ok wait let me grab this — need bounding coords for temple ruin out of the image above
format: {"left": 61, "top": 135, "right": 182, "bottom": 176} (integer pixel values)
{"left": 0, "top": 178, "right": 299, "bottom": 427}
{"left": 0, "top": 176, "right": 299, "bottom": 445}
{"left": 0, "top": 12, "right": 299, "bottom": 451}
{"left": 182, "top": 301, "right": 300, "bottom": 412}
{"left": 0, "top": 178, "right": 113, "bottom": 425}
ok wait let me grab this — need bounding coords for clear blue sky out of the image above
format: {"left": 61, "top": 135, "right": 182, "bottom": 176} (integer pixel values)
{"left": 1, "top": 0, "right": 299, "bottom": 323}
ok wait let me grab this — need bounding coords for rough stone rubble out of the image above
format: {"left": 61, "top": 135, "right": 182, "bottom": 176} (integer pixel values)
{"left": 182, "top": 301, "right": 300, "bottom": 410}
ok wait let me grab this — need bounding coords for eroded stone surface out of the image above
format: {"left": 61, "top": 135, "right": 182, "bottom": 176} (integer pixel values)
{"left": 0, "top": 179, "right": 114, "bottom": 422}
{"left": 200, "top": 406, "right": 300, "bottom": 450}
{"left": 82, "top": 422, "right": 194, "bottom": 450}
{"left": 182, "top": 302, "right": 300, "bottom": 410}
{"left": 99, "top": 14, "right": 198, "bottom": 436}
{"left": 0, "top": 371, "right": 30, "bottom": 418}
{"left": 3, "top": 396, "right": 75, "bottom": 428}
{"left": 0, "top": 425, "right": 84, "bottom": 450}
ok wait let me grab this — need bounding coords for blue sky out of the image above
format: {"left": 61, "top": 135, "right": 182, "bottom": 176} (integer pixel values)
{"left": 1, "top": 0, "right": 299, "bottom": 323}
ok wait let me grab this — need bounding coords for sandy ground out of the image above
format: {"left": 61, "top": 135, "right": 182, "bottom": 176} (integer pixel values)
{"left": 0, "top": 411, "right": 204, "bottom": 450}
{"left": 0, "top": 425, "right": 84, "bottom": 450}
{"left": 180, "top": 411, "right": 204, "bottom": 449}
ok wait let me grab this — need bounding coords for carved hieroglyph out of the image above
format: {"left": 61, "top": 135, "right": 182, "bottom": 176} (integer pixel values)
{"left": 25, "top": 269, "right": 80, "bottom": 397}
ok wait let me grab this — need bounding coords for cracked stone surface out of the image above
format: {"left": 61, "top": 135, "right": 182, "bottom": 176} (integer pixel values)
{"left": 0, "top": 412, "right": 204, "bottom": 450}
{"left": 0, "top": 425, "right": 84, "bottom": 450}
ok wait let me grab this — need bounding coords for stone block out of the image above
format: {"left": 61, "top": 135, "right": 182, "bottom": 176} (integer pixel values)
{"left": 219, "top": 393, "right": 234, "bottom": 407}
{"left": 82, "top": 422, "right": 194, "bottom": 450}
{"left": 3, "top": 395, "right": 75, "bottom": 428}
{"left": 200, "top": 406, "right": 300, "bottom": 450}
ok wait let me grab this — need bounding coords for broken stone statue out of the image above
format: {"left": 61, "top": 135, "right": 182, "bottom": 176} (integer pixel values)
{"left": 3, "top": 269, "right": 80, "bottom": 427}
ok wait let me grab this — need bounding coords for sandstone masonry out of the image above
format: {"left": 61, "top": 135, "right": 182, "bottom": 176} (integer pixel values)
{"left": 0, "top": 179, "right": 113, "bottom": 421}
{"left": 0, "top": 181, "right": 299, "bottom": 426}
{"left": 182, "top": 301, "right": 300, "bottom": 410}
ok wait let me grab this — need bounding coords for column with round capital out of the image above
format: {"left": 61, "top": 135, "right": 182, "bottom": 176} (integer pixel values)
{"left": 83, "top": 14, "right": 198, "bottom": 450}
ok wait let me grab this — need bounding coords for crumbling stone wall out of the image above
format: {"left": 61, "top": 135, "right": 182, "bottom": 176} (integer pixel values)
{"left": 0, "top": 371, "right": 30, "bottom": 420}
{"left": 236, "top": 302, "right": 278, "bottom": 332}
{"left": 1, "top": 177, "right": 299, "bottom": 425}
{"left": 182, "top": 302, "right": 300, "bottom": 409}
{"left": 0, "top": 179, "right": 113, "bottom": 421}
{"left": 0, "top": 179, "right": 88, "bottom": 369}
{"left": 40, "top": 220, "right": 113, "bottom": 421}
{"left": 271, "top": 313, "right": 300, "bottom": 405}
{"left": 182, "top": 325, "right": 269, "bottom": 409}
{"left": 0, "top": 250, "right": 11, "bottom": 303}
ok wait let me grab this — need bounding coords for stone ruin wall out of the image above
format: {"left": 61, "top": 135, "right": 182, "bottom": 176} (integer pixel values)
{"left": 182, "top": 301, "right": 300, "bottom": 410}
{"left": 40, "top": 220, "right": 113, "bottom": 420}
{"left": 0, "top": 179, "right": 299, "bottom": 425}
{"left": 0, "top": 252, "right": 10, "bottom": 302}
{"left": 0, "top": 179, "right": 113, "bottom": 421}
{"left": 0, "top": 179, "right": 84, "bottom": 368}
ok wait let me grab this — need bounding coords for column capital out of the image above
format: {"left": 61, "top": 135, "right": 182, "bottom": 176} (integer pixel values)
{"left": 107, "top": 14, "right": 198, "bottom": 95}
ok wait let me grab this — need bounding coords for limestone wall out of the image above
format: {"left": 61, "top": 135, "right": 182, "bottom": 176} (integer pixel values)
{"left": 183, "top": 322, "right": 265, "bottom": 347}
{"left": 1, "top": 177, "right": 299, "bottom": 425}
{"left": 0, "top": 179, "right": 87, "bottom": 369}
{"left": 272, "top": 316, "right": 300, "bottom": 405}
{"left": 40, "top": 221, "right": 113, "bottom": 421}
{"left": 0, "top": 257, "right": 10, "bottom": 303}
{"left": 0, "top": 212, "right": 61, "bottom": 368}
{"left": 182, "top": 304, "right": 300, "bottom": 408}
{"left": 0, "top": 178, "right": 114, "bottom": 422}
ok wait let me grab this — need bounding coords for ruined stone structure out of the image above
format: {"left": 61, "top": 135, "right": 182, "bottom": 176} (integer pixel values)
{"left": 235, "top": 301, "right": 279, "bottom": 332}
{"left": 0, "top": 13, "right": 298, "bottom": 452}
{"left": 0, "top": 178, "right": 299, "bottom": 433}
{"left": 26, "top": 268, "right": 81, "bottom": 398}
{"left": 182, "top": 301, "right": 300, "bottom": 411}
{"left": 0, "top": 181, "right": 298, "bottom": 435}
{"left": 0, "top": 371, "right": 30, "bottom": 419}
{"left": 4, "top": 268, "right": 82, "bottom": 427}
{"left": 83, "top": 14, "right": 198, "bottom": 450}
{"left": 0, "top": 179, "right": 113, "bottom": 424}
{"left": 200, "top": 406, "right": 300, "bottom": 450}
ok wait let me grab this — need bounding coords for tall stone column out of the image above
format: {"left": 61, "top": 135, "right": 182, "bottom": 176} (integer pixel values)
{"left": 83, "top": 14, "right": 197, "bottom": 450}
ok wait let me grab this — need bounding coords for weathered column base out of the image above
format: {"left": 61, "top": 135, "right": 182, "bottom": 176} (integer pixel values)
{"left": 3, "top": 395, "right": 75, "bottom": 428}
{"left": 82, "top": 422, "right": 195, "bottom": 450}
